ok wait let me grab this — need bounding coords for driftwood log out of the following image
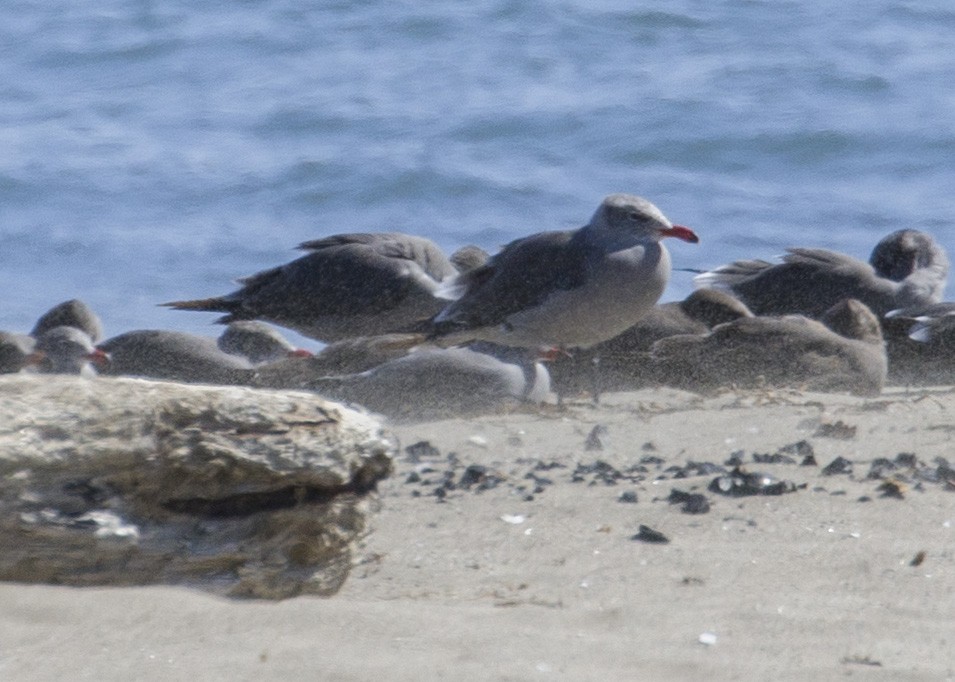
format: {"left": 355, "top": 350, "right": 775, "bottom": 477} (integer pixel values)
{"left": 0, "top": 375, "right": 393, "bottom": 599}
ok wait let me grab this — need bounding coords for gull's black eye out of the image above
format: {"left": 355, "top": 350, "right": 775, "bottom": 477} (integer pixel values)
{"left": 628, "top": 211, "right": 646, "bottom": 222}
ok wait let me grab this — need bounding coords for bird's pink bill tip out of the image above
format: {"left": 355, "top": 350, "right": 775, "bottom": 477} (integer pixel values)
{"left": 88, "top": 349, "right": 111, "bottom": 368}
{"left": 664, "top": 225, "right": 699, "bottom": 243}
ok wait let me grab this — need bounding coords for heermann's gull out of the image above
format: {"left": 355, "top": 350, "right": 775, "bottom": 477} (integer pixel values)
{"left": 694, "top": 230, "right": 948, "bottom": 318}
{"left": 426, "top": 194, "right": 699, "bottom": 349}
{"left": 162, "top": 233, "right": 461, "bottom": 342}
{"left": 29, "top": 326, "right": 108, "bottom": 375}
{"left": 97, "top": 330, "right": 255, "bottom": 385}
{"left": 448, "top": 244, "right": 490, "bottom": 273}
{"left": 0, "top": 332, "right": 36, "bottom": 374}
{"left": 651, "top": 299, "right": 887, "bottom": 396}
{"left": 253, "top": 334, "right": 420, "bottom": 388}
{"left": 269, "top": 346, "right": 552, "bottom": 421}
{"left": 549, "top": 289, "right": 753, "bottom": 394}
{"left": 31, "top": 299, "right": 104, "bottom": 344}
{"left": 217, "top": 321, "right": 313, "bottom": 365}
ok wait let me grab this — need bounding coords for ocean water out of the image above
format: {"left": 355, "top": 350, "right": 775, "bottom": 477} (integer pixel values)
{"left": 2, "top": 0, "right": 953, "bottom": 347}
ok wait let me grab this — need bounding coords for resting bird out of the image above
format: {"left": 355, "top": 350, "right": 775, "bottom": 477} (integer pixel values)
{"left": 258, "top": 346, "right": 552, "bottom": 422}
{"left": 162, "top": 232, "right": 461, "bottom": 342}
{"left": 694, "top": 230, "right": 948, "bottom": 318}
{"left": 216, "top": 321, "right": 313, "bottom": 365}
{"left": 30, "top": 327, "right": 108, "bottom": 375}
{"left": 548, "top": 288, "right": 753, "bottom": 395}
{"left": 0, "top": 332, "right": 37, "bottom": 374}
{"left": 97, "top": 330, "right": 255, "bottom": 385}
{"left": 651, "top": 299, "right": 887, "bottom": 396}
{"left": 31, "top": 299, "right": 104, "bottom": 343}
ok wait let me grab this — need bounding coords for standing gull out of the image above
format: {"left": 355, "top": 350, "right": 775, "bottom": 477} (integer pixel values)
{"left": 163, "top": 233, "right": 461, "bottom": 342}
{"left": 427, "top": 194, "right": 699, "bottom": 350}
{"left": 694, "top": 230, "right": 948, "bottom": 318}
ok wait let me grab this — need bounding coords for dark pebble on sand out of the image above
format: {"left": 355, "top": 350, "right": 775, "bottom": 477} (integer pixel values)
{"left": 585, "top": 424, "right": 608, "bottom": 451}
{"left": 877, "top": 480, "right": 905, "bottom": 499}
{"left": 618, "top": 490, "right": 638, "bottom": 504}
{"left": 814, "top": 421, "right": 857, "bottom": 439}
{"left": 724, "top": 451, "right": 745, "bottom": 467}
{"left": 708, "top": 467, "right": 796, "bottom": 497}
{"left": 895, "top": 452, "right": 918, "bottom": 468}
{"left": 779, "top": 440, "right": 814, "bottom": 458}
{"left": 572, "top": 460, "right": 623, "bottom": 485}
{"left": 405, "top": 440, "right": 441, "bottom": 462}
{"left": 458, "top": 465, "right": 505, "bottom": 492}
{"left": 668, "top": 488, "right": 711, "bottom": 514}
{"left": 632, "top": 524, "right": 669, "bottom": 544}
{"left": 753, "top": 452, "right": 797, "bottom": 465}
{"left": 822, "top": 456, "right": 853, "bottom": 476}
{"left": 866, "top": 457, "right": 897, "bottom": 480}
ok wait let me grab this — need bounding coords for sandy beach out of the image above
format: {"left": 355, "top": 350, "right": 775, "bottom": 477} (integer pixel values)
{"left": 1, "top": 385, "right": 953, "bottom": 681}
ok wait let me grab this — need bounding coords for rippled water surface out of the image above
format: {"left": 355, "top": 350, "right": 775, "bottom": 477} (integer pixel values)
{"left": 2, "top": 0, "right": 953, "bottom": 343}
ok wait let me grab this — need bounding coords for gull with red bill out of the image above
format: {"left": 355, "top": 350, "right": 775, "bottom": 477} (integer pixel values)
{"left": 427, "top": 193, "right": 699, "bottom": 351}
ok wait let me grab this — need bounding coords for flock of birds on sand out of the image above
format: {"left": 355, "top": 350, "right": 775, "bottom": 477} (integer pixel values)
{"left": 3, "top": 193, "right": 953, "bottom": 421}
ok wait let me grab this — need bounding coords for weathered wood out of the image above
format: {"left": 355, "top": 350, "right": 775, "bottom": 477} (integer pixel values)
{"left": 0, "top": 375, "right": 393, "bottom": 599}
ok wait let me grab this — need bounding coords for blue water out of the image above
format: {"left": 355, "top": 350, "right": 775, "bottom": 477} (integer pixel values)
{"left": 2, "top": 0, "right": 953, "bottom": 347}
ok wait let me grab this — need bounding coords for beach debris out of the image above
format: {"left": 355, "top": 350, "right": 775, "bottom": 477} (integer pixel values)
{"left": 631, "top": 524, "right": 670, "bottom": 544}
{"left": 618, "top": 490, "right": 638, "bottom": 504}
{"left": 752, "top": 452, "right": 797, "bottom": 464}
{"left": 708, "top": 467, "right": 796, "bottom": 496}
{"left": 664, "top": 460, "right": 727, "bottom": 479}
{"left": 0, "top": 375, "right": 393, "bottom": 599}
{"left": 779, "top": 440, "right": 814, "bottom": 459}
{"left": 458, "top": 464, "right": 505, "bottom": 491}
{"left": 668, "top": 488, "right": 711, "bottom": 514}
{"left": 585, "top": 424, "right": 608, "bottom": 451}
{"left": 814, "top": 420, "right": 857, "bottom": 439}
{"left": 724, "top": 450, "right": 745, "bottom": 466}
{"left": 840, "top": 655, "right": 882, "bottom": 667}
{"left": 910, "top": 550, "right": 927, "bottom": 567}
{"left": 405, "top": 440, "right": 441, "bottom": 462}
{"left": 501, "top": 514, "right": 526, "bottom": 525}
{"left": 698, "top": 632, "right": 718, "bottom": 646}
{"left": 876, "top": 480, "right": 906, "bottom": 499}
{"left": 821, "top": 456, "right": 853, "bottom": 476}
{"left": 466, "top": 435, "right": 489, "bottom": 448}
{"left": 571, "top": 460, "right": 635, "bottom": 485}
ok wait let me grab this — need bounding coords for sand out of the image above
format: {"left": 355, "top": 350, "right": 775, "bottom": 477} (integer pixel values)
{"left": 1, "top": 386, "right": 953, "bottom": 681}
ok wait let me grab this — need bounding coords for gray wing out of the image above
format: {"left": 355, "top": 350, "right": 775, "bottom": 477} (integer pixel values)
{"left": 431, "top": 230, "right": 587, "bottom": 334}
{"left": 297, "top": 232, "right": 457, "bottom": 283}
{"left": 698, "top": 248, "right": 896, "bottom": 317}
